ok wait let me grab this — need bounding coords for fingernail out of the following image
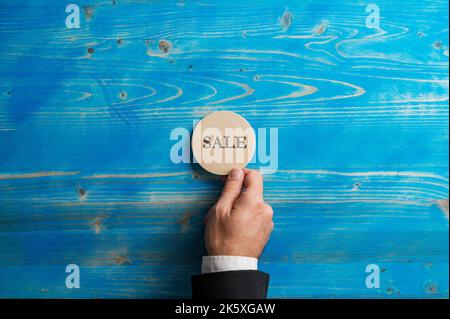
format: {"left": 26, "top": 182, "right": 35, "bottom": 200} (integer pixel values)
{"left": 229, "top": 168, "right": 243, "bottom": 180}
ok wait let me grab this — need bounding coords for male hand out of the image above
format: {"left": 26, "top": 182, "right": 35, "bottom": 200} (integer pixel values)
{"left": 204, "top": 168, "right": 274, "bottom": 258}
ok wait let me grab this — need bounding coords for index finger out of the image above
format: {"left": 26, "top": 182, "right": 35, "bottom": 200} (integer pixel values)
{"left": 242, "top": 169, "right": 263, "bottom": 197}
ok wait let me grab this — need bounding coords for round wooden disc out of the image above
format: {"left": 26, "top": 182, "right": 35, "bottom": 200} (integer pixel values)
{"left": 191, "top": 111, "right": 256, "bottom": 175}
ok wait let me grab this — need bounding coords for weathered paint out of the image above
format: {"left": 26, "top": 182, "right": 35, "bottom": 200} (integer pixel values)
{"left": 0, "top": 0, "right": 448, "bottom": 298}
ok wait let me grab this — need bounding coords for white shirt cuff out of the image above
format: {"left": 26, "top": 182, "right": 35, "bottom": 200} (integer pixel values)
{"left": 201, "top": 255, "right": 258, "bottom": 274}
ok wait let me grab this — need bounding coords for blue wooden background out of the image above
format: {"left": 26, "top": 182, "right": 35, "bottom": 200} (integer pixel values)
{"left": 0, "top": 0, "right": 448, "bottom": 298}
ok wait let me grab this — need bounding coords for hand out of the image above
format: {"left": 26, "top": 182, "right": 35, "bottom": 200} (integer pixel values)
{"left": 204, "top": 168, "right": 274, "bottom": 258}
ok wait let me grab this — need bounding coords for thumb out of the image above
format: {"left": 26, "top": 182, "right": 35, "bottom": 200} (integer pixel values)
{"left": 216, "top": 168, "right": 245, "bottom": 210}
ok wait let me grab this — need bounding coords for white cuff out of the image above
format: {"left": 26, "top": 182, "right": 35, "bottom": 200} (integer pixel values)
{"left": 201, "top": 255, "right": 258, "bottom": 274}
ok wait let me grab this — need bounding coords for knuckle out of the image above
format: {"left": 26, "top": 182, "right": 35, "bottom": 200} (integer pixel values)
{"left": 214, "top": 202, "right": 229, "bottom": 215}
{"left": 263, "top": 203, "right": 273, "bottom": 218}
{"left": 255, "top": 200, "right": 265, "bottom": 211}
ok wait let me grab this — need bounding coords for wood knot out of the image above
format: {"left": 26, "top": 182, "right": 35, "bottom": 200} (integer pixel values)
{"left": 180, "top": 213, "right": 192, "bottom": 233}
{"left": 115, "top": 256, "right": 131, "bottom": 265}
{"left": 436, "top": 199, "right": 449, "bottom": 219}
{"left": 84, "top": 6, "right": 95, "bottom": 20}
{"left": 425, "top": 282, "right": 438, "bottom": 294}
{"left": 181, "top": 214, "right": 191, "bottom": 225}
{"left": 280, "top": 11, "right": 293, "bottom": 31}
{"left": 314, "top": 22, "right": 327, "bottom": 36}
{"left": 433, "top": 41, "right": 443, "bottom": 49}
{"left": 119, "top": 90, "right": 128, "bottom": 100}
{"left": 158, "top": 40, "right": 171, "bottom": 53}
{"left": 94, "top": 217, "right": 103, "bottom": 234}
{"left": 77, "top": 187, "right": 87, "bottom": 200}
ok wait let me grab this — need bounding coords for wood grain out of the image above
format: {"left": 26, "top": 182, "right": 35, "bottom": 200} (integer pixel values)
{"left": 0, "top": 0, "right": 448, "bottom": 298}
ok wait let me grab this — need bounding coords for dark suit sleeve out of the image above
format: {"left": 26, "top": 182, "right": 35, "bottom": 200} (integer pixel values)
{"left": 191, "top": 270, "right": 270, "bottom": 299}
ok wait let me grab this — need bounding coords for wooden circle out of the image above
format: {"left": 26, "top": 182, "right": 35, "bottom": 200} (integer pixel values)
{"left": 191, "top": 111, "right": 256, "bottom": 175}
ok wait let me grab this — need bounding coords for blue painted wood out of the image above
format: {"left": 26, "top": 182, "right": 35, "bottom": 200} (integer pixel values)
{"left": 0, "top": 0, "right": 448, "bottom": 298}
